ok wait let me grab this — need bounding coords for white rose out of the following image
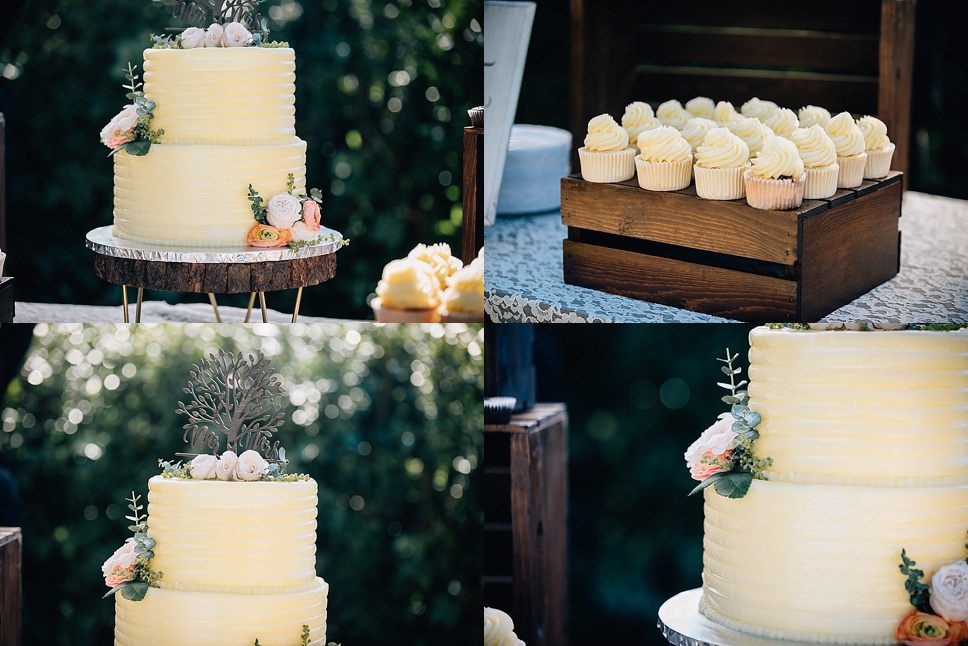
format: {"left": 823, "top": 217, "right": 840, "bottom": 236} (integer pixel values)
{"left": 189, "top": 454, "right": 218, "bottom": 479}
{"left": 99, "top": 104, "right": 140, "bottom": 145}
{"left": 215, "top": 450, "right": 239, "bottom": 480}
{"left": 684, "top": 413, "right": 739, "bottom": 469}
{"left": 289, "top": 221, "right": 321, "bottom": 242}
{"left": 266, "top": 192, "right": 303, "bottom": 228}
{"left": 235, "top": 449, "right": 269, "bottom": 481}
{"left": 930, "top": 560, "right": 968, "bottom": 622}
{"left": 222, "top": 21, "right": 252, "bottom": 47}
{"left": 180, "top": 27, "right": 206, "bottom": 49}
{"left": 204, "top": 23, "right": 225, "bottom": 47}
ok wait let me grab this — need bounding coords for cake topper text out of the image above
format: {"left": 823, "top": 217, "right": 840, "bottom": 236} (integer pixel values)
{"left": 175, "top": 350, "right": 285, "bottom": 460}
{"left": 153, "top": 0, "right": 266, "bottom": 30}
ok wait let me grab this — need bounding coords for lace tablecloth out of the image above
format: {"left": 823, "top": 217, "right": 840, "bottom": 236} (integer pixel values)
{"left": 484, "top": 191, "right": 968, "bottom": 323}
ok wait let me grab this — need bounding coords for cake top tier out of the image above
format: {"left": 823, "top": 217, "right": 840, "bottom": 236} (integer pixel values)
{"left": 748, "top": 325, "right": 968, "bottom": 486}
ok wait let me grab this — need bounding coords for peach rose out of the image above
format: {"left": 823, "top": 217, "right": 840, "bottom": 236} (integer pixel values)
{"left": 100, "top": 104, "right": 140, "bottom": 150}
{"left": 180, "top": 26, "right": 206, "bottom": 49}
{"left": 204, "top": 23, "right": 224, "bottom": 47}
{"left": 101, "top": 539, "right": 138, "bottom": 588}
{"left": 235, "top": 449, "right": 269, "bottom": 481}
{"left": 302, "top": 200, "right": 321, "bottom": 231}
{"left": 896, "top": 610, "right": 968, "bottom": 646}
{"left": 189, "top": 454, "right": 218, "bottom": 480}
{"left": 931, "top": 561, "right": 968, "bottom": 622}
{"left": 222, "top": 21, "right": 251, "bottom": 47}
{"left": 689, "top": 449, "right": 734, "bottom": 481}
{"left": 215, "top": 450, "right": 239, "bottom": 481}
{"left": 684, "top": 413, "right": 738, "bottom": 481}
{"left": 246, "top": 224, "right": 293, "bottom": 248}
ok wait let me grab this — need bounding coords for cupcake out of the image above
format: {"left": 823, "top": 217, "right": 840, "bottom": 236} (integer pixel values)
{"left": 685, "top": 96, "right": 716, "bottom": 120}
{"left": 408, "top": 242, "right": 463, "bottom": 290}
{"left": 484, "top": 398, "right": 517, "bottom": 425}
{"left": 789, "top": 124, "right": 839, "bottom": 199}
{"left": 679, "top": 117, "right": 718, "bottom": 153}
{"left": 656, "top": 99, "right": 691, "bottom": 129}
{"left": 856, "top": 115, "right": 895, "bottom": 178}
{"left": 621, "top": 101, "right": 661, "bottom": 152}
{"left": 578, "top": 113, "right": 635, "bottom": 183}
{"left": 744, "top": 135, "right": 805, "bottom": 210}
{"left": 713, "top": 100, "right": 742, "bottom": 127}
{"left": 693, "top": 127, "right": 750, "bottom": 200}
{"left": 762, "top": 107, "right": 799, "bottom": 138}
{"left": 371, "top": 257, "right": 441, "bottom": 322}
{"left": 438, "top": 253, "right": 484, "bottom": 323}
{"left": 740, "top": 97, "right": 778, "bottom": 122}
{"left": 798, "top": 105, "right": 831, "bottom": 128}
{"left": 485, "top": 607, "right": 526, "bottom": 646}
{"left": 635, "top": 126, "right": 693, "bottom": 191}
{"left": 824, "top": 111, "right": 867, "bottom": 188}
{"left": 727, "top": 117, "right": 774, "bottom": 157}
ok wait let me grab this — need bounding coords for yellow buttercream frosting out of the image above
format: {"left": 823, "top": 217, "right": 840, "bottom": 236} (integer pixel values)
{"left": 685, "top": 96, "right": 716, "bottom": 119}
{"left": 797, "top": 105, "right": 831, "bottom": 128}
{"left": 636, "top": 126, "right": 691, "bottom": 163}
{"left": 407, "top": 242, "right": 463, "bottom": 290}
{"left": 856, "top": 115, "right": 892, "bottom": 151}
{"left": 749, "top": 135, "right": 803, "bottom": 179}
{"left": 484, "top": 607, "right": 526, "bottom": 646}
{"left": 583, "top": 113, "right": 628, "bottom": 152}
{"left": 679, "top": 118, "right": 717, "bottom": 152}
{"left": 695, "top": 127, "right": 749, "bottom": 169}
{"left": 712, "top": 100, "right": 741, "bottom": 126}
{"left": 621, "top": 102, "right": 660, "bottom": 146}
{"left": 761, "top": 107, "right": 798, "bottom": 138}
{"left": 789, "top": 124, "right": 837, "bottom": 169}
{"left": 824, "top": 111, "right": 866, "bottom": 157}
{"left": 740, "top": 97, "right": 777, "bottom": 121}
{"left": 375, "top": 258, "right": 440, "bottom": 310}
{"left": 440, "top": 255, "right": 483, "bottom": 316}
{"left": 656, "top": 99, "right": 691, "bottom": 130}
{"left": 727, "top": 118, "right": 773, "bottom": 156}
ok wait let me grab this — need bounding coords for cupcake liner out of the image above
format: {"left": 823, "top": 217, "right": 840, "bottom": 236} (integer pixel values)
{"left": 836, "top": 153, "right": 867, "bottom": 188}
{"left": 864, "top": 143, "right": 895, "bottom": 179}
{"left": 693, "top": 163, "right": 749, "bottom": 200}
{"left": 484, "top": 397, "right": 518, "bottom": 424}
{"left": 578, "top": 147, "right": 636, "bottom": 183}
{"left": 438, "top": 308, "right": 483, "bottom": 323}
{"left": 803, "top": 163, "right": 839, "bottom": 199}
{"left": 743, "top": 171, "right": 805, "bottom": 210}
{"left": 634, "top": 155, "right": 692, "bottom": 191}
{"left": 371, "top": 298, "right": 441, "bottom": 323}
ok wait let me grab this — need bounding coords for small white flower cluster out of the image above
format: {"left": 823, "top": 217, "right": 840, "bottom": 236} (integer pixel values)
{"left": 188, "top": 450, "right": 269, "bottom": 481}
{"left": 180, "top": 22, "right": 252, "bottom": 49}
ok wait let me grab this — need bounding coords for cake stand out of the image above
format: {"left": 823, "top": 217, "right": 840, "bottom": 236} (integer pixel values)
{"left": 85, "top": 226, "right": 344, "bottom": 323}
{"left": 658, "top": 588, "right": 887, "bottom": 646}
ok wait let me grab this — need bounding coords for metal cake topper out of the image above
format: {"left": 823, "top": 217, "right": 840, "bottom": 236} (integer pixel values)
{"left": 154, "top": 0, "right": 267, "bottom": 30}
{"left": 175, "top": 350, "right": 285, "bottom": 460}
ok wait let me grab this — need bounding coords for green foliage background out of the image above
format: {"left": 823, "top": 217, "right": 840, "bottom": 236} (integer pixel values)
{"left": 0, "top": 322, "right": 483, "bottom": 645}
{"left": 0, "top": 0, "right": 483, "bottom": 318}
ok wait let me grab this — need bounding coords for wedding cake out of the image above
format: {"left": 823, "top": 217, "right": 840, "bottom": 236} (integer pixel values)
{"left": 101, "top": 352, "right": 330, "bottom": 645}
{"left": 101, "top": 16, "right": 328, "bottom": 249}
{"left": 685, "top": 325, "right": 968, "bottom": 644}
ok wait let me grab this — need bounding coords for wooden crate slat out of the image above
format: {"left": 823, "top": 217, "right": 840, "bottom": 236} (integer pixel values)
{"left": 624, "top": 0, "right": 882, "bottom": 32}
{"left": 0, "top": 527, "right": 22, "bottom": 646}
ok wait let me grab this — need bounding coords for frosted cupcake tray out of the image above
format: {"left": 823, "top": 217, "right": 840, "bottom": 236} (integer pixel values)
{"left": 560, "top": 172, "right": 903, "bottom": 322}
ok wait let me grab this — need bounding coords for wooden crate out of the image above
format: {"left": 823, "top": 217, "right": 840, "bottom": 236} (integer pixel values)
{"left": 0, "top": 278, "right": 13, "bottom": 324}
{"left": 0, "top": 527, "right": 21, "bottom": 646}
{"left": 485, "top": 404, "right": 568, "bottom": 646}
{"left": 561, "top": 172, "right": 903, "bottom": 322}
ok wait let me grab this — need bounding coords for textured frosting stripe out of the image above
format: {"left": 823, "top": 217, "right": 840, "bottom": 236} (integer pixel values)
{"left": 702, "top": 481, "right": 968, "bottom": 643}
{"left": 115, "top": 577, "right": 328, "bottom": 646}
{"left": 146, "top": 476, "right": 318, "bottom": 589}
{"left": 112, "top": 140, "right": 306, "bottom": 246}
{"left": 748, "top": 328, "right": 968, "bottom": 482}
{"left": 144, "top": 48, "right": 296, "bottom": 144}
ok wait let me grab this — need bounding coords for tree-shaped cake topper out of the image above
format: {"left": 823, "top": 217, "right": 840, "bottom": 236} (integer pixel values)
{"left": 155, "top": 0, "right": 267, "bottom": 31}
{"left": 175, "top": 350, "right": 286, "bottom": 460}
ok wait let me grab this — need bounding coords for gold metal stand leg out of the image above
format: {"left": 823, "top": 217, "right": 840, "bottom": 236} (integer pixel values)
{"left": 259, "top": 292, "right": 268, "bottom": 323}
{"left": 244, "top": 292, "right": 256, "bottom": 323}
{"left": 121, "top": 286, "right": 129, "bottom": 323}
{"left": 135, "top": 288, "right": 143, "bottom": 323}
{"left": 208, "top": 293, "right": 222, "bottom": 323}
{"left": 292, "top": 286, "right": 303, "bottom": 323}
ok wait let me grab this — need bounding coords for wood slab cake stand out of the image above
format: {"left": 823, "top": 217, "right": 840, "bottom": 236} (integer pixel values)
{"left": 86, "top": 226, "right": 343, "bottom": 323}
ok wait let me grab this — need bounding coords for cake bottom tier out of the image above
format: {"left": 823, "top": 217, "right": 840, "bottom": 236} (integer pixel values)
{"left": 112, "top": 138, "right": 307, "bottom": 247}
{"left": 701, "top": 480, "right": 968, "bottom": 644}
{"left": 115, "top": 576, "right": 328, "bottom": 646}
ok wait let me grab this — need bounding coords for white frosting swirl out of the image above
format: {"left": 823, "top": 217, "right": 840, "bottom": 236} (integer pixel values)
{"left": 685, "top": 96, "right": 716, "bottom": 119}
{"left": 485, "top": 607, "right": 526, "bottom": 646}
{"left": 856, "top": 115, "right": 891, "bottom": 151}
{"left": 657, "top": 99, "right": 691, "bottom": 129}
{"left": 762, "top": 108, "right": 799, "bottom": 138}
{"left": 789, "top": 124, "right": 837, "bottom": 168}
{"left": 741, "top": 97, "right": 778, "bottom": 121}
{"left": 584, "top": 113, "right": 629, "bottom": 152}
{"left": 679, "top": 117, "right": 717, "bottom": 151}
{"left": 696, "top": 127, "right": 749, "bottom": 169}
{"left": 713, "top": 100, "right": 741, "bottom": 126}
{"left": 637, "top": 125, "right": 692, "bottom": 162}
{"left": 728, "top": 117, "right": 774, "bottom": 156}
{"left": 621, "top": 102, "right": 661, "bottom": 144}
{"left": 824, "top": 111, "right": 866, "bottom": 157}
{"left": 798, "top": 105, "right": 831, "bottom": 128}
{"left": 750, "top": 135, "right": 804, "bottom": 179}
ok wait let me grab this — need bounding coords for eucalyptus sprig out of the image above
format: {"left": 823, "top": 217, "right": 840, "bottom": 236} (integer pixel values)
{"left": 108, "top": 63, "right": 165, "bottom": 157}
{"left": 899, "top": 549, "right": 933, "bottom": 614}
{"left": 102, "top": 491, "right": 163, "bottom": 601}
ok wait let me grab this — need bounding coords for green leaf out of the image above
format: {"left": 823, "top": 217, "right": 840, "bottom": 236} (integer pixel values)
{"left": 123, "top": 140, "right": 152, "bottom": 156}
{"left": 712, "top": 471, "right": 753, "bottom": 498}
{"left": 744, "top": 411, "right": 761, "bottom": 427}
{"left": 688, "top": 472, "right": 724, "bottom": 496}
{"left": 120, "top": 581, "right": 149, "bottom": 601}
{"left": 721, "top": 395, "right": 740, "bottom": 405}
{"left": 715, "top": 381, "right": 733, "bottom": 390}
{"left": 730, "top": 404, "right": 746, "bottom": 419}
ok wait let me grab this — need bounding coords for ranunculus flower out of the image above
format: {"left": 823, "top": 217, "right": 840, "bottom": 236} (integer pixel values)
{"left": 246, "top": 223, "right": 293, "bottom": 248}
{"left": 204, "top": 23, "right": 224, "bottom": 47}
{"left": 235, "top": 449, "right": 269, "bottom": 481}
{"left": 930, "top": 561, "right": 968, "bottom": 622}
{"left": 896, "top": 610, "right": 968, "bottom": 646}
{"left": 301, "top": 200, "right": 321, "bottom": 232}
{"left": 289, "top": 221, "right": 321, "bottom": 242}
{"left": 189, "top": 454, "right": 218, "bottom": 480}
{"left": 684, "top": 413, "right": 739, "bottom": 481}
{"left": 101, "top": 539, "right": 138, "bottom": 588}
{"left": 100, "top": 104, "right": 140, "bottom": 149}
{"left": 180, "top": 26, "right": 206, "bottom": 49}
{"left": 222, "top": 21, "right": 252, "bottom": 47}
{"left": 266, "top": 192, "right": 303, "bottom": 228}
{"left": 215, "top": 450, "right": 239, "bottom": 481}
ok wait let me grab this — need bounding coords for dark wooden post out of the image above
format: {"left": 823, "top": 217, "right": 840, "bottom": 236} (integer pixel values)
{"left": 879, "top": 0, "right": 916, "bottom": 188}
{"left": 0, "top": 527, "right": 21, "bottom": 646}
{"left": 461, "top": 107, "right": 484, "bottom": 265}
{"left": 0, "top": 113, "right": 6, "bottom": 251}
